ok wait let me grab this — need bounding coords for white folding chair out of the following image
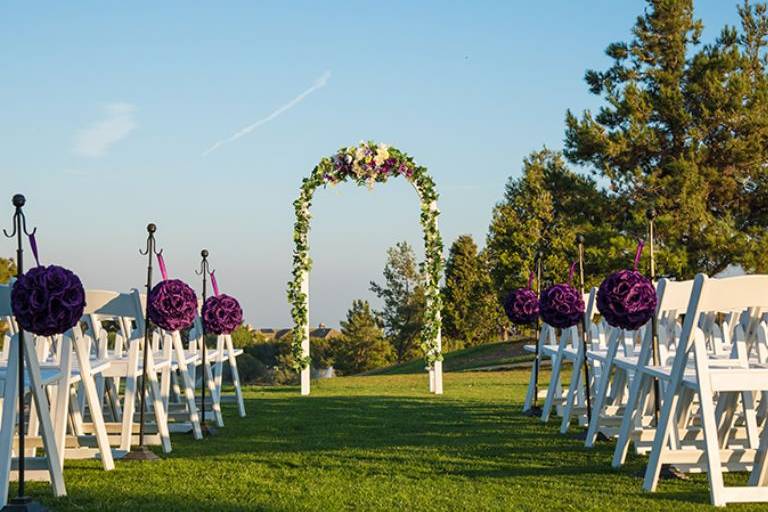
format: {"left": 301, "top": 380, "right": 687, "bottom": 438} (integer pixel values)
{"left": 558, "top": 289, "right": 602, "bottom": 432}
{"left": 211, "top": 332, "right": 246, "bottom": 418}
{"left": 540, "top": 290, "right": 597, "bottom": 426}
{"left": 585, "top": 280, "right": 694, "bottom": 448}
{"left": 610, "top": 278, "right": 696, "bottom": 463}
{"left": 0, "top": 285, "right": 66, "bottom": 506}
{"left": 642, "top": 274, "right": 768, "bottom": 506}
{"left": 187, "top": 317, "right": 223, "bottom": 427}
{"left": 83, "top": 289, "right": 172, "bottom": 454}
{"left": 523, "top": 323, "right": 556, "bottom": 413}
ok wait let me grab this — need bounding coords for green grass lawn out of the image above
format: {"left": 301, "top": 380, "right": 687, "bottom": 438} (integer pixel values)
{"left": 23, "top": 369, "right": 768, "bottom": 511}
{"left": 368, "top": 338, "right": 534, "bottom": 375}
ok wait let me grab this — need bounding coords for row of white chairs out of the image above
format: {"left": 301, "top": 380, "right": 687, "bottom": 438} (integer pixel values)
{"left": 523, "top": 273, "right": 768, "bottom": 506}
{"left": 0, "top": 285, "right": 246, "bottom": 507}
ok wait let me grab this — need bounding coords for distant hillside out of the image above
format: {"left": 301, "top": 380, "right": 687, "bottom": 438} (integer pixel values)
{"left": 365, "top": 337, "right": 535, "bottom": 376}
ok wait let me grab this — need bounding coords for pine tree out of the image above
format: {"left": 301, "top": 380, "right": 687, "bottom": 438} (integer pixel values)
{"left": 565, "top": 0, "right": 768, "bottom": 276}
{"left": 486, "top": 149, "right": 628, "bottom": 296}
{"left": 369, "top": 242, "right": 426, "bottom": 362}
{"left": 333, "top": 300, "right": 393, "bottom": 374}
{"left": 442, "top": 235, "right": 506, "bottom": 346}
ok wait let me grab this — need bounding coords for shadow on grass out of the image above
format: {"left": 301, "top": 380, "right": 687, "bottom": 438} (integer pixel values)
{"left": 20, "top": 382, "right": 754, "bottom": 511}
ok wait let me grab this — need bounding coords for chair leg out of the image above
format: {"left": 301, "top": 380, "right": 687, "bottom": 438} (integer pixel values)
{"left": 0, "top": 339, "right": 21, "bottom": 508}
{"left": 613, "top": 373, "right": 649, "bottom": 468}
{"left": 24, "top": 333, "right": 66, "bottom": 497}
{"left": 145, "top": 350, "right": 172, "bottom": 454}
{"left": 560, "top": 355, "right": 583, "bottom": 434}
{"left": 172, "top": 333, "right": 202, "bottom": 439}
{"left": 541, "top": 352, "right": 563, "bottom": 423}
{"left": 225, "top": 336, "right": 246, "bottom": 418}
{"left": 204, "top": 359, "right": 223, "bottom": 427}
{"left": 73, "top": 336, "right": 115, "bottom": 471}
{"left": 642, "top": 382, "right": 680, "bottom": 492}
{"left": 697, "top": 385, "right": 726, "bottom": 506}
{"left": 749, "top": 417, "right": 768, "bottom": 486}
{"left": 586, "top": 360, "right": 612, "bottom": 446}
{"left": 120, "top": 345, "right": 139, "bottom": 452}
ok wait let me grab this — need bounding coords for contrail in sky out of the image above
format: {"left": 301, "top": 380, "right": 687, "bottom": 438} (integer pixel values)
{"left": 202, "top": 71, "right": 331, "bottom": 156}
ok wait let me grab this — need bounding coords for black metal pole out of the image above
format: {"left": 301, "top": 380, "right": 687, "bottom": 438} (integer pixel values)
{"left": 525, "top": 251, "right": 544, "bottom": 417}
{"left": 2, "top": 194, "right": 48, "bottom": 511}
{"left": 647, "top": 208, "right": 661, "bottom": 424}
{"left": 124, "top": 223, "right": 161, "bottom": 461}
{"left": 195, "top": 250, "right": 216, "bottom": 436}
{"left": 577, "top": 234, "right": 593, "bottom": 424}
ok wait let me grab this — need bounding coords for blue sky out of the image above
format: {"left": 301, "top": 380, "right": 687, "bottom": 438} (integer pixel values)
{"left": 1, "top": 1, "right": 740, "bottom": 328}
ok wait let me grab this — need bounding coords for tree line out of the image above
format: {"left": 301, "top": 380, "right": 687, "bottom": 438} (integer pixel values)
{"left": 326, "top": 0, "right": 768, "bottom": 372}
{"left": 6, "top": 1, "right": 768, "bottom": 378}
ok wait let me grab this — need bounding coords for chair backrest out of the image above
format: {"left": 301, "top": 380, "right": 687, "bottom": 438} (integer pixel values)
{"left": 83, "top": 289, "right": 146, "bottom": 339}
{"left": 694, "top": 274, "right": 768, "bottom": 314}
{"left": 655, "top": 278, "right": 695, "bottom": 318}
{"left": 679, "top": 274, "right": 768, "bottom": 358}
{"left": 584, "top": 288, "right": 597, "bottom": 323}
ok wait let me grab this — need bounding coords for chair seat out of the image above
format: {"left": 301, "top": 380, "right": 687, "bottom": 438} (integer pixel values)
{"left": 561, "top": 346, "right": 580, "bottom": 360}
{"left": 0, "top": 367, "right": 63, "bottom": 389}
{"left": 541, "top": 345, "right": 559, "bottom": 357}
{"left": 613, "top": 356, "right": 640, "bottom": 372}
{"left": 188, "top": 349, "right": 219, "bottom": 364}
{"left": 100, "top": 351, "right": 172, "bottom": 377}
{"left": 39, "top": 358, "right": 111, "bottom": 380}
{"left": 171, "top": 350, "right": 200, "bottom": 367}
{"left": 587, "top": 349, "right": 610, "bottom": 363}
{"left": 224, "top": 348, "right": 243, "bottom": 357}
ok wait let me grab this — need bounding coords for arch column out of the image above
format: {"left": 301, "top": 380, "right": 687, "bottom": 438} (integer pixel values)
{"left": 300, "top": 269, "right": 310, "bottom": 395}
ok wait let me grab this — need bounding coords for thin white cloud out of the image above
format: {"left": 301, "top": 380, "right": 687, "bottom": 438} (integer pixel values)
{"left": 202, "top": 71, "right": 331, "bottom": 156}
{"left": 73, "top": 102, "right": 136, "bottom": 158}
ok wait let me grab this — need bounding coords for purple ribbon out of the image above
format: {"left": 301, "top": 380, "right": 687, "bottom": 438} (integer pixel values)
{"left": 568, "top": 261, "right": 576, "bottom": 285}
{"left": 28, "top": 233, "right": 40, "bottom": 267}
{"left": 156, "top": 253, "right": 168, "bottom": 281}
{"left": 210, "top": 270, "right": 220, "bottom": 296}
{"left": 633, "top": 239, "right": 645, "bottom": 271}
{"left": 527, "top": 271, "right": 534, "bottom": 290}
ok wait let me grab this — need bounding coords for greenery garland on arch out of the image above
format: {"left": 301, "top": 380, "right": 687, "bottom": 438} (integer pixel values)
{"left": 287, "top": 141, "right": 444, "bottom": 371}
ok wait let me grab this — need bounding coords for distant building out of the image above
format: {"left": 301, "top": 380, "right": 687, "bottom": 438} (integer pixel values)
{"left": 310, "top": 323, "right": 340, "bottom": 340}
{"left": 255, "top": 323, "right": 340, "bottom": 341}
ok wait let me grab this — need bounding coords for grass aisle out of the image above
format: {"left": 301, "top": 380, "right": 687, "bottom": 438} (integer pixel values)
{"left": 26, "top": 370, "right": 768, "bottom": 511}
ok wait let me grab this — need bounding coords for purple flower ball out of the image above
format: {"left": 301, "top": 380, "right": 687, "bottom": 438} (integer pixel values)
{"left": 11, "top": 265, "right": 86, "bottom": 336}
{"left": 503, "top": 288, "right": 540, "bottom": 325}
{"left": 148, "top": 279, "right": 197, "bottom": 332}
{"left": 597, "top": 270, "right": 657, "bottom": 330}
{"left": 201, "top": 294, "right": 243, "bottom": 335}
{"left": 540, "top": 283, "right": 585, "bottom": 329}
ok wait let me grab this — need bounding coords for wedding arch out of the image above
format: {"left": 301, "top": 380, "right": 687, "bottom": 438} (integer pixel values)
{"left": 287, "top": 141, "right": 444, "bottom": 395}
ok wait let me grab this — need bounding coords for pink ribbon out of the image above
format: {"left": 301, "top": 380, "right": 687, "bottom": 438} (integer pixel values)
{"left": 156, "top": 253, "right": 168, "bottom": 281}
{"left": 568, "top": 261, "right": 577, "bottom": 285}
{"left": 527, "top": 271, "right": 534, "bottom": 290}
{"left": 633, "top": 239, "right": 645, "bottom": 271}
{"left": 28, "top": 233, "right": 40, "bottom": 267}
{"left": 210, "top": 270, "right": 220, "bottom": 296}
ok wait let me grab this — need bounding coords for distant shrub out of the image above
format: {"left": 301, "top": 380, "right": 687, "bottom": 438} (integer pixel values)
{"left": 310, "top": 337, "right": 335, "bottom": 368}
{"left": 234, "top": 353, "right": 268, "bottom": 384}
